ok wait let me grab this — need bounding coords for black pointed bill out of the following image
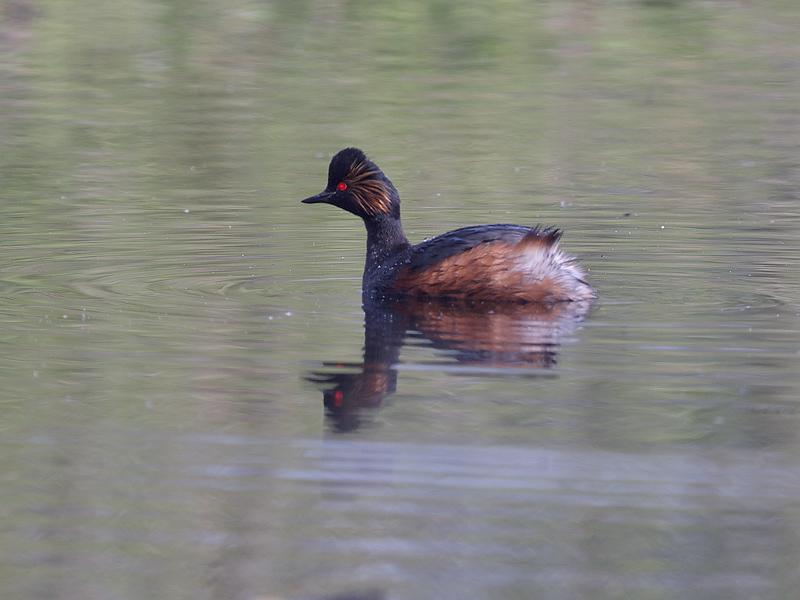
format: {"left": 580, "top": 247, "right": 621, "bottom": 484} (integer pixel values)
{"left": 301, "top": 191, "right": 335, "bottom": 204}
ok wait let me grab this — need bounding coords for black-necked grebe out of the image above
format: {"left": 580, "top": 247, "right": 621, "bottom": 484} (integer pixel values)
{"left": 302, "top": 148, "right": 595, "bottom": 303}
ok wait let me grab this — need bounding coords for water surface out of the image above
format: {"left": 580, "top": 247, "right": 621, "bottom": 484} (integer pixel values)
{"left": 2, "top": 1, "right": 799, "bottom": 599}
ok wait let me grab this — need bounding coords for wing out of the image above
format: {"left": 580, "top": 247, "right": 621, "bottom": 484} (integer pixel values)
{"left": 406, "top": 224, "right": 561, "bottom": 272}
{"left": 388, "top": 224, "right": 593, "bottom": 302}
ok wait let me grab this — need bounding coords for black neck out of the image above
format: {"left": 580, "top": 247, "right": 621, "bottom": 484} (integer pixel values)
{"left": 363, "top": 214, "right": 410, "bottom": 281}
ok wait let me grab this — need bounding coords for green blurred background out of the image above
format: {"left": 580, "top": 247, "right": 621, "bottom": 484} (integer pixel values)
{"left": 1, "top": 1, "right": 799, "bottom": 599}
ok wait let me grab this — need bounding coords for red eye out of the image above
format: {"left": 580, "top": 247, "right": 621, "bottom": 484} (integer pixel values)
{"left": 336, "top": 182, "right": 348, "bottom": 191}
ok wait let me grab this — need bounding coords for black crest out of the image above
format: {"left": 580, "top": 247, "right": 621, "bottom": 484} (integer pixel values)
{"left": 327, "top": 147, "right": 370, "bottom": 188}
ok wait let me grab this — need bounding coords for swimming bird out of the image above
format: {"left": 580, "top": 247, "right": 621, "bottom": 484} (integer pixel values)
{"left": 302, "top": 148, "right": 595, "bottom": 304}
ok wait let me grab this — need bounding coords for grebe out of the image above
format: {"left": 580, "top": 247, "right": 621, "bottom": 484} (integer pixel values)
{"left": 302, "top": 148, "right": 595, "bottom": 303}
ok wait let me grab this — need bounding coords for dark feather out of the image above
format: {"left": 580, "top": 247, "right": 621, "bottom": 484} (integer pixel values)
{"left": 407, "top": 224, "right": 556, "bottom": 272}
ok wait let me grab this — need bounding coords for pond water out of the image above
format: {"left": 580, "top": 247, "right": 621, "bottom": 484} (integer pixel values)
{"left": 2, "top": 1, "right": 799, "bottom": 599}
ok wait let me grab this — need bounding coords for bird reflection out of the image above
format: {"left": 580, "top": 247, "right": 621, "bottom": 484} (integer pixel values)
{"left": 307, "top": 298, "right": 593, "bottom": 432}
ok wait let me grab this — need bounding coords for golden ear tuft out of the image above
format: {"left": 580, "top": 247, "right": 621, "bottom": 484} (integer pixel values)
{"left": 346, "top": 159, "right": 392, "bottom": 216}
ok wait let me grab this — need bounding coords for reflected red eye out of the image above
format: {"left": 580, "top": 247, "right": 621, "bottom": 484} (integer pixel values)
{"left": 337, "top": 182, "right": 348, "bottom": 191}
